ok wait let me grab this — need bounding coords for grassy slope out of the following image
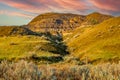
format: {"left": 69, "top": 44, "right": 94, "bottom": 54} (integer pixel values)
{"left": 85, "top": 12, "right": 113, "bottom": 25}
{"left": 0, "top": 36, "right": 58, "bottom": 60}
{"left": 0, "top": 26, "right": 34, "bottom": 36}
{"left": 65, "top": 17, "right": 120, "bottom": 63}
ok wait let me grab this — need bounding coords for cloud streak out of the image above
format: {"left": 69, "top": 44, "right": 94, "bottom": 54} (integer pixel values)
{"left": 0, "top": 0, "right": 90, "bottom": 15}
{"left": 90, "top": 0, "right": 120, "bottom": 12}
{"left": 0, "top": 10, "right": 34, "bottom": 19}
{"left": 0, "top": 0, "right": 120, "bottom": 19}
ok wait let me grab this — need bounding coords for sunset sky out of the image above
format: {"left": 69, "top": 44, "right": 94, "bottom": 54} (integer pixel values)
{"left": 0, "top": 0, "right": 120, "bottom": 25}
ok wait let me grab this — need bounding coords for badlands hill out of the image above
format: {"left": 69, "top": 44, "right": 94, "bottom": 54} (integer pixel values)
{"left": 28, "top": 12, "right": 113, "bottom": 32}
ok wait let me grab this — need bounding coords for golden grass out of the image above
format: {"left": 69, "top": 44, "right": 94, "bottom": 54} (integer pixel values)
{"left": 65, "top": 17, "right": 120, "bottom": 63}
{"left": 86, "top": 12, "right": 113, "bottom": 24}
{"left": 0, "top": 35, "right": 57, "bottom": 60}
{"left": 0, "top": 26, "right": 34, "bottom": 36}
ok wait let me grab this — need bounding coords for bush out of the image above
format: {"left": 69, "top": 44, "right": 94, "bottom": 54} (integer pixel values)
{"left": 0, "top": 60, "right": 120, "bottom": 80}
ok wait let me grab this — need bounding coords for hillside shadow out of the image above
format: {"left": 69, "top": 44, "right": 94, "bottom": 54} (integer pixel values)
{"left": 30, "top": 55, "right": 63, "bottom": 63}
{"left": 43, "top": 31, "right": 69, "bottom": 56}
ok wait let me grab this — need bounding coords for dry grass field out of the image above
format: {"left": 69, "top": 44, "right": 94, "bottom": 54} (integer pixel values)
{"left": 0, "top": 60, "right": 120, "bottom": 80}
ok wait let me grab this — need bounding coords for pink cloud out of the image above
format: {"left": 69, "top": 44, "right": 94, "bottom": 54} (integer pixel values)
{"left": 90, "top": 0, "right": 120, "bottom": 12}
{"left": 54, "top": 0, "right": 88, "bottom": 10}
{"left": 0, "top": 0, "right": 119, "bottom": 17}
{"left": 0, "top": 0, "right": 42, "bottom": 12}
{"left": 0, "top": 10, "right": 34, "bottom": 19}
{"left": 0, "top": 0, "right": 90, "bottom": 14}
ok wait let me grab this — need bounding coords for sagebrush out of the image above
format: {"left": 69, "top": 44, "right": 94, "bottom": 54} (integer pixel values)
{"left": 0, "top": 60, "right": 120, "bottom": 80}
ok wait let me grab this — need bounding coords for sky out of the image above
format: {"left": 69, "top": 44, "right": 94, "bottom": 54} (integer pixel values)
{"left": 0, "top": 0, "right": 120, "bottom": 26}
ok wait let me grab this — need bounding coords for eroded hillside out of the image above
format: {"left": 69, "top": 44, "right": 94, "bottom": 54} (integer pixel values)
{"left": 28, "top": 12, "right": 112, "bottom": 32}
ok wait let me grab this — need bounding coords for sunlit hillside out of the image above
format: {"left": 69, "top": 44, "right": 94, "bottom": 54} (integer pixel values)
{"left": 28, "top": 12, "right": 112, "bottom": 33}
{"left": 85, "top": 12, "right": 113, "bottom": 25}
{"left": 65, "top": 17, "right": 120, "bottom": 63}
{"left": 28, "top": 13, "right": 85, "bottom": 32}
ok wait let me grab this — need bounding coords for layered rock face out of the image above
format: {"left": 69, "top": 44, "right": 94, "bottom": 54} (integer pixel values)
{"left": 28, "top": 12, "right": 113, "bottom": 33}
{"left": 28, "top": 13, "right": 85, "bottom": 32}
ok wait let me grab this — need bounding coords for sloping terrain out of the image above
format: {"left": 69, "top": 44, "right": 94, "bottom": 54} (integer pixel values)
{"left": 0, "top": 26, "right": 35, "bottom": 36}
{"left": 0, "top": 25, "right": 69, "bottom": 63}
{"left": 0, "top": 26, "right": 68, "bottom": 63}
{"left": 65, "top": 17, "right": 120, "bottom": 63}
{"left": 28, "top": 13, "right": 85, "bottom": 32}
{"left": 28, "top": 12, "right": 112, "bottom": 33}
{"left": 85, "top": 12, "right": 113, "bottom": 25}
{"left": 0, "top": 35, "right": 65, "bottom": 63}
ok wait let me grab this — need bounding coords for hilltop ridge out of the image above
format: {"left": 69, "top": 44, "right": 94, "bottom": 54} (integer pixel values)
{"left": 28, "top": 12, "right": 113, "bottom": 32}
